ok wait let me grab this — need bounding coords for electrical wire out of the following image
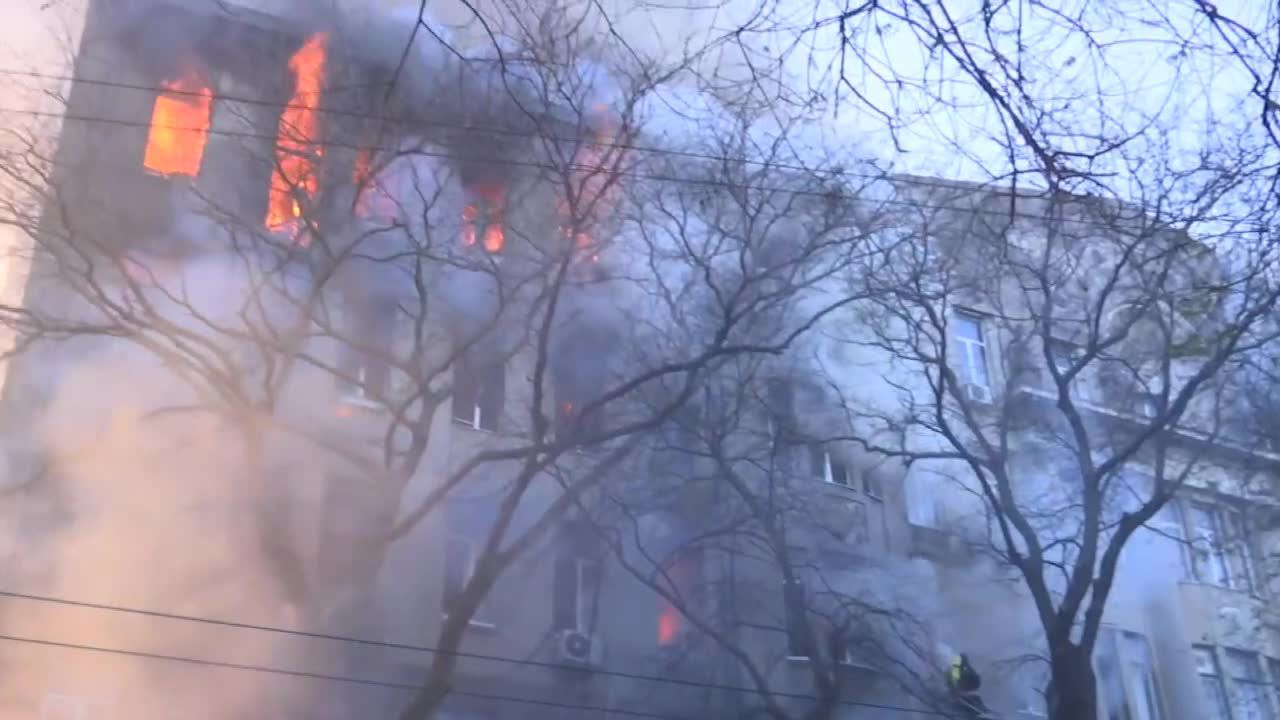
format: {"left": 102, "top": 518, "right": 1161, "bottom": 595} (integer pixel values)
{"left": 0, "top": 588, "right": 947, "bottom": 716}
{"left": 0, "top": 102, "right": 1176, "bottom": 233}
{"left": 0, "top": 631, "right": 687, "bottom": 720}
{"left": 0, "top": 67, "right": 885, "bottom": 185}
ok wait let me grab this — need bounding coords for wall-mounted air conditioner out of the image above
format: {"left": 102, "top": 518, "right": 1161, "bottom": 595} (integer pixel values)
{"left": 555, "top": 628, "right": 604, "bottom": 667}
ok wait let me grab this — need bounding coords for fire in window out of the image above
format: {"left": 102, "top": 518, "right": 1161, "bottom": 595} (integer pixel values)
{"left": 143, "top": 67, "right": 213, "bottom": 178}
{"left": 461, "top": 183, "right": 506, "bottom": 254}
{"left": 265, "top": 32, "right": 328, "bottom": 233}
{"left": 656, "top": 548, "right": 703, "bottom": 647}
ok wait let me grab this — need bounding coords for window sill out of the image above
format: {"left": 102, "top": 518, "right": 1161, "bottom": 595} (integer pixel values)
{"left": 1180, "top": 579, "right": 1263, "bottom": 600}
{"left": 442, "top": 613, "right": 498, "bottom": 632}
{"left": 452, "top": 417, "right": 500, "bottom": 434}
{"left": 336, "top": 393, "right": 382, "bottom": 411}
{"left": 785, "top": 656, "right": 875, "bottom": 671}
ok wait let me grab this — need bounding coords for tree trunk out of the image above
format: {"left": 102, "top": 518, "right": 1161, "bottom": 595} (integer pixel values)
{"left": 1049, "top": 642, "right": 1098, "bottom": 720}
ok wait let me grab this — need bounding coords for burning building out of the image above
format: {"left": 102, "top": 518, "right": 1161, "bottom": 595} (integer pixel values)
{"left": 1, "top": 2, "right": 1277, "bottom": 720}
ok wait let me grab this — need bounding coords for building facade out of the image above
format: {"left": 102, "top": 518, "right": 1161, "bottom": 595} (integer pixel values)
{"left": 0, "top": 2, "right": 1278, "bottom": 720}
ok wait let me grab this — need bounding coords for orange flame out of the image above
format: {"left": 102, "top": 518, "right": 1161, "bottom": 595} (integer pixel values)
{"left": 558, "top": 109, "right": 621, "bottom": 260}
{"left": 461, "top": 184, "right": 506, "bottom": 253}
{"left": 265, "top": 33, "right": 328, "bottom": 234}
{"left": 657, "top": 603, "right": 680, "bottom": 646}
{"left": 353, "top": 147, "right": 376, "bottom": 217}
{"left": 143, "top": 70, "right": 212, "bottom": 178}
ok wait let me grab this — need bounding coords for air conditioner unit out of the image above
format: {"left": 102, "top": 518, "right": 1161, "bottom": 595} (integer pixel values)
{"left": 963, "top": 383, "right": 992, "bottom": 404}
{"left": 555, "top": 629, "right": 604, "bottom": 667}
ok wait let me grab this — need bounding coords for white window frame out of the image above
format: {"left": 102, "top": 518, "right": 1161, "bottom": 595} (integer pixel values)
{"left": 812, "top": 445, "right": 851, "bottom": 488}
{"left": 453, "top": 357, "right": 504, "bottom": 432}
{"left": 951, "top": 311, "right": 992, "bottom": 398}
{"left": 1187, "top": 502, "right": 1256, "bottom": 593}
{"left": 444, "top": 532, "right": 495, "bottom": 628}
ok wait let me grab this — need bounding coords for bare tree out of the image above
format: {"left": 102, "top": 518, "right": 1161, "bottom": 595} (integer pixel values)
{"left": 832, "top": 172, "right": 1280, "bottom": 720}
{"left": 0, "top": 2, "right": 901, "bottom": 718}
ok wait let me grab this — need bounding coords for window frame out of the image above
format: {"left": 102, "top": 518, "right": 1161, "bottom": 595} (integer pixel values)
{"left": 951, "top": 310, "right": 992, "bottom": 390}
{"left": 452, "top": 352, "right": 505, "bottom": 433}
{"left": 809, "top": 443, "right": 852, "bottom": 488}
{"left": 1194, "top": 645, "right": 1233, "bottom": 720}
{"left": 574, "top": 557, "right": 602, "bottom": 634}
{"left": 1186, "top": 501, "right": 1257, "bottom": 594}
{"left": 1095, "top": 628, "right": 1166, "bottom": 720}
{"left": 443, "top": 531, "right": 495, "bottom": 628}
{"left": 1049, "top": 339, "right": 1094, "bottom": 403}
{"left": 1224, "top": 648, "right": 1275, "bottom": 720}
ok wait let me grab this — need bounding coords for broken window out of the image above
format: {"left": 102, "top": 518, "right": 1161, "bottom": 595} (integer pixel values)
{"left": 461, "top": 183, "right": 506, "bottom": 254}
{"left": 808, "top": 443, "right": 850, "bottom": 487}
{"left": 143, "top": 67, "right": 213, "bottom": 178}
{"left": 265, "top": 33, "right": 328, "bottom": 235}
{"left": 453, "top": 351, "right": 505, "bottom": 432}
{"left": 656, "top": 548, "right": 703, "bottom": 647}
{"left": 335, "top": 295, "right": 397, "bottom": 403}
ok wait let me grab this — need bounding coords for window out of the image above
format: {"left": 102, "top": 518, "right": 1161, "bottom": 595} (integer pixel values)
{"left": 453, "top": 352, "right": 505, "bottom": 432}
{"left": 1050, "top": 340, "right": 1092, "bottom": 402}
{"left": 1149, "top": 500, "right": 1192, "bottom": 577}
{"left": 808, "top": 444, "right": 850, "bottom": 487}
{"left": 1188, "top": 502, "right": 1256, "bottom": 593}
{"left": 1137, "top": 392, "right": 1161, "bottom": 419}
{"left": 1121, "top": 633, "right": 1164, "bottom": 720}
{"left": 461, "top": 183, "right": 506, "bottom": 253}
{"left": 143, "top": 68, "right": 213, "bottom": 178}
{"left": 443, "top": 532, "right": 493, "bottom": 626}
{"left": 1195, "top": 646, "right": 1232, "bottom": 720}
{"left": 1269, "top": 658, "right": 1280, "bottom": 713}
{"left": 764, "top": 377, "right": 796, "bottom": 440}
{"left": 656, "top": 549, "right": 703, "bottom": 647}
{"left": 951, "top": 312, "right": 991, "bottom": 391}
{"left": 863, "top": 468, "right": 884, "bottom": 499}
{"left": 1225, "top": 649, "right": 1275, "bottom": 720}
{"left": 905, "top": 470, "right": 939, "bottom": 528}
{"left": 575, "top": 560, "right": 603, "bottom": 633}
{"left": 1095, "top": 629, "right": 1165, "bottom": 720}
{"left": 335, "top": 295, "right": 398, "bottom": 402}
{"left": 265, "top": 33, "right": 327, "bottom": 233}
{"left": 553, "top": 553, "right": 602, "bottom": 633}
{"left": 783, "top": 578, "right": 810, "bottom": 657}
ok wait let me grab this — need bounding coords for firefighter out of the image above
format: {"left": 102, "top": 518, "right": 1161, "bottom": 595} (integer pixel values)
{"left": 947, "top": 653, "right": 989, "bottom": 718}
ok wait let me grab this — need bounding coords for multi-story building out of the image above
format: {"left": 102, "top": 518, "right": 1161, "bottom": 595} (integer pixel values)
{"left": 2, "top": 2, "right": 1279, "bottom": 720}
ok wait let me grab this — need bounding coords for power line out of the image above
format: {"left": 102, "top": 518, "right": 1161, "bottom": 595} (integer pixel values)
{"left": 0, "top": 103, "right": 1177, "bottom": 233}
{"left": 0, "top": 67, "right": 891, "bottom": 186}
{"left": 0, "top": 588, "right": 947, "bottom": 716}
{"left": 0, "top": 631, "right": 686, "bottom": 720}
